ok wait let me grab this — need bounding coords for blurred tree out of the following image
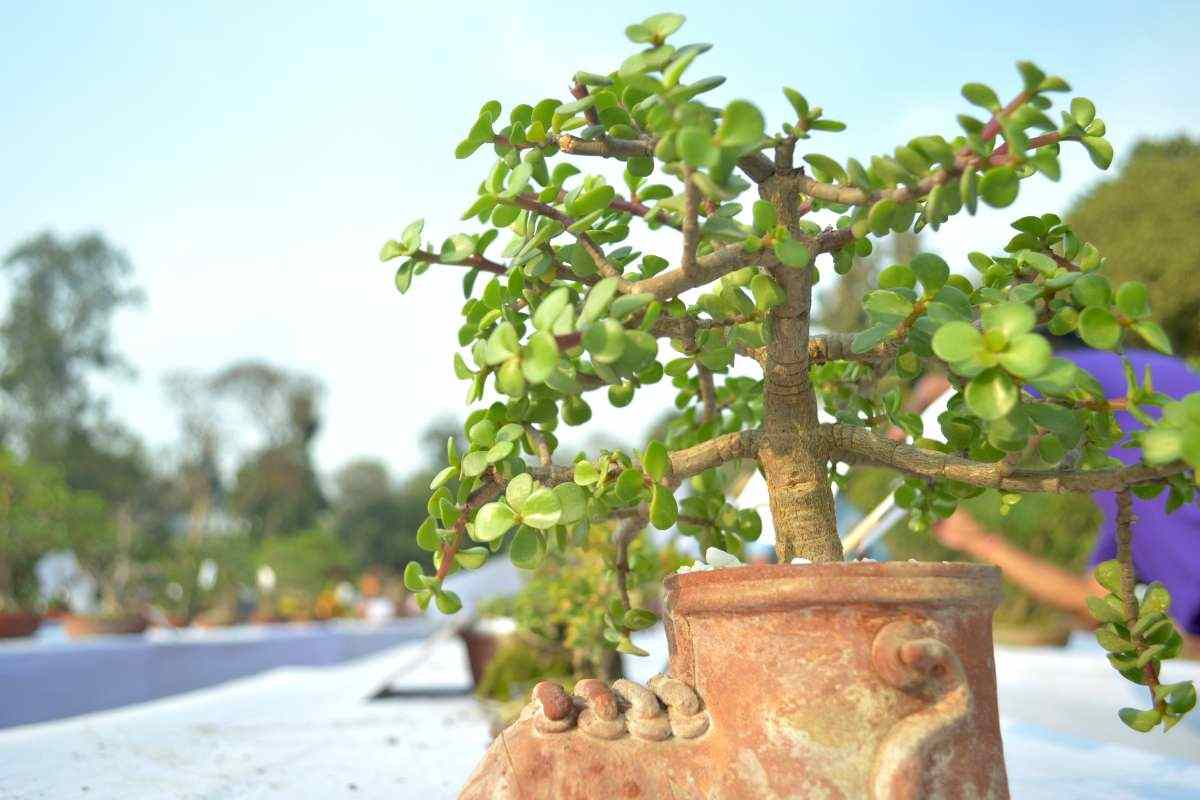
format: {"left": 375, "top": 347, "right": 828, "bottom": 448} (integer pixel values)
{"left": 209, "top": 361, "right": 326, "bottom": 538}
{"left": 1066, "top": 136, "right": 1200, "bottom": 356}
{"left": 331, "top": 419, "right": 462, "bottom": 571}
{"left": 0, "top": 232, "right": 142, "bottom": 460}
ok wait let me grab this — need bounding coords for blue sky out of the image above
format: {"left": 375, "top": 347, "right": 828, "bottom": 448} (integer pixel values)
{"left": 3, "top": 1, "right": 1198, "bottom": 477}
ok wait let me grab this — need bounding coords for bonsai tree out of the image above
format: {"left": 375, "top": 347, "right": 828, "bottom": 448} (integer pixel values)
{"left": 385, "top": 12, "right": 1195, "bottom": 733}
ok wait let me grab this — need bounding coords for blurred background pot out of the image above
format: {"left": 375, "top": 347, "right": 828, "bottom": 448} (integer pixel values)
{"left": 0, "top": 611, "right": 41, "bottom": 639}
{"left": 63, "top": 613, "right": 147, "bottom": 638}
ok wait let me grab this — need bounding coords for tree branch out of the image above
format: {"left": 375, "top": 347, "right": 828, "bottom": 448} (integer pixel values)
{"left": 557, "top": 134, "right": 654, "bottom": 159}
{"left": 681, "top": 169, "right": 701, "bottom": 274}
{"left": 808, "top": 333, "right": 898, "bottom": 364}
{"left": 696, "top": 365, "right": 718, "bottom": 423}
{"left": 512, "top": 195, "right": 632, "bottom": 288}
{"left": 413, "top": 250, "right": 506, "bottom": 275}
{"left": 1114, "top": 489, "right": 1166, "bottom": 714}
{"left": 827, "top": 424, "right": 1188, "bottom": 493}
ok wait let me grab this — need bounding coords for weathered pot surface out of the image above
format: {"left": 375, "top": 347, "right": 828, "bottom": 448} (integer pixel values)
{"left": 459, "top": 561, "right": 1009, "bottom": 799}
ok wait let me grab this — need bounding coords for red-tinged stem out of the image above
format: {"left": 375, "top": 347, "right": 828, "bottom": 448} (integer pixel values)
{"left": 413, "top": 250, "right": 506, "bottom": 275}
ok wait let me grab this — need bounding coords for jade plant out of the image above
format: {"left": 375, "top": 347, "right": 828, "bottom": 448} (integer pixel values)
{"left": 386, "top": 12, "right": 1195, "bottom": 733}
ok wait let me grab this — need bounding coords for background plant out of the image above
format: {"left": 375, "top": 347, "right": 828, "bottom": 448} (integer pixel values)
{"left": 387, "top": 12, "right": 1194, "bottom": 732}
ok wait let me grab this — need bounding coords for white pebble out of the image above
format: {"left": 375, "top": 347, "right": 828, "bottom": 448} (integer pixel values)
{"left": 704, "top": 547, "right": 743, "bottom": 568}
{"left": 789, "top": 557, "right": 812, "bottom": 565}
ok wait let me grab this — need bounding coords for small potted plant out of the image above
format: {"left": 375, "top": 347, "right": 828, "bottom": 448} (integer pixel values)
{"left": 384, "top": 13, "right": 1196, "bottom": 797}
{"left": 468, "top": 526, "right": 684, "bottom": 728}
{"left": 0, "top": 452, "right": 71, "bottom": 638}
{"left": 62, "top": 503, "right": 148, "bottom": 638}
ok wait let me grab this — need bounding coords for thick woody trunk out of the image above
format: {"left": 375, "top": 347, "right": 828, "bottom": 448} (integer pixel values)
{"left": 758, "top": 178, "right": 843, "bottom": 563}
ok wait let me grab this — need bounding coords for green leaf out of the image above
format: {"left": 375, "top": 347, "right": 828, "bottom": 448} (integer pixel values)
{"left": 580, "top": 277, "right": 620, "bottom": 324}
{"left": 455, "top": 547, "right": 488, "bottom": 569}
{"left": 520, "top": 487, "right": 562, "bottom": 529}
{"left": 1133, "top": 321, "right": 1172, "bottom": 355}
{"left": 553, "top": 482, "right": 588, "bottom": 525}
{"left": 505, "top": 473, "right": 534, "bottom": 511}
{"left": 403, "top": 562, "right": 425, "bottom": 592}
{"left": 932, "top": 321, "right": 983, "bottom": 363}
{"left": 1118, "top": 707, "right": 1162, "bottom": 733}
{"left": 867, "top": 198, "right": 897, "bottom": 236}
{"left": 1070, "top": 97, "right": 1096, "bottom": 127}
{"left": 999, "top": 333, "right": 1051, "bottom": 378}
{"left": 509, "top": 527, "right": 545, "bottom": 569}
{"left": 1078, "top": 306, "right": 1121, "bottom": 350}
{"left": 623, "top": 608, "right": 659, "bottom": 631}
{"left": 878, "top": 264, "right": 916, "bottom": 290}
{"left": 485, "top": 322, "right": 520, "bottom": 365}
{"left": 803, "top": 154, "right": 847, "bottom": 183}
{"left": 572, "top": 185, "right": 616, "bottom": 217}
{"left": 532, "top": 287, "right": 571, "bottom": 331}
{"left": 1115, "top": 281, "right": 1150, "bottom": 319}
{"left": 495, "top": 357, "right": 526, "bottom": 397}
{"left": 717, "top": 100, "right": 765, "bottom": 149}
{"left": 1072, "top": 273, "right": 1112, "bottom": 307}
{"left": 474, "top": 501, "right": 516, "bottom": 542}
{"left": 773, "top": 238, "right": 811, "bottom": 268}
{"left": 911, "top": 253, "right": 949, "bottom": 292}
{"left": 610, "top": 293, "right": 655, "bottom": 320}
{"left": 1081, "top": 136, "right": 1113, "bottom": 169}
{"left": 1086, "top": 595, "right": 1126, "bottom": 624}
{"left": 434, "top": 589, "right": 462, "bottom": 614}
{"left": 429, "top": 465, "right": 458, "bottom": 491}
{"left": 979, "top": 167, "right": 1019, "bottom": 208}
{"left": 583, "top": 318, "right": 627, "bottom": 364}
{"left": 1141, "top": 582, "right": 1172, "bottom": 616}
{"left": 461, "top": 450, "right": 490, "bottom": 478}
{"left": 961, "top": 82, "right": 1000, "bottom": 110}
{"left": 965, "top": 368, "right": 1017, "bottom": 420}
{"left": 677, "top": 126, "right": 719, "bottom": 168}
{"left": 864, "top": 289, "right": 914, "bottom": 323}
{"left": 616, "top": 635, "right": 649, "bottom": 656}
{"left": 641, "top": 12, "right": 685, "bottom": 40}
{"left": 851, "top": 324, "right": 891, "bottom": 354}
{"left": 1094, "top": 559, "right": 1122, "bottom": 593}
{"left": 643, "top": 440, "right": 669, "bottom": 482}
{"left": 983, "top": 302, "right": 1035, "bottom": 340}
{"left": 782, "top": 87, "right": 808, "bottom": 118}
{"left": 750, "top": 274, "right": 786, "bottom": 310}
{"left": 751, "top": 200, "right": 777, "bottom": 235}
{"left": 649, "top": 484, "right": 678, "bottom": 530}
{"left": 574, "top": 460, "right": 600, "bottom": 486}
{"left": 522, "top": 331, "right": 559, "bottom": 384}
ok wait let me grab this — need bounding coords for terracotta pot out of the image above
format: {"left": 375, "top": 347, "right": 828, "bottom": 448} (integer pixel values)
{"left": 63, "top": 614, "right": 148, "bottom": 639}
{"left": 459, "top": 617, "right": 516, "bottom": 688}
{"left": 460, "top": 562, "right": 1009, "bottom": 799}
{"left": 0, "top": 612, "right": 41, "bottom": 639}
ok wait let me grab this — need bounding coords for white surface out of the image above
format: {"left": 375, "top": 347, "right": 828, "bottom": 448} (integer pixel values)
{"left": 1, "top": 630, "right": 1198, "bottom": 799}
{"left": 0, "top": 619, "right": 434, "bottom": 729}
{"left": 0, "top": 638, "right": 491, "bottom": 800}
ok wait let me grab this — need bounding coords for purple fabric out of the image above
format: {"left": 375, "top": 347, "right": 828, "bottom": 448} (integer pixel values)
{"left": 1061, "top": 349, "right": 1200, "bottom": 634}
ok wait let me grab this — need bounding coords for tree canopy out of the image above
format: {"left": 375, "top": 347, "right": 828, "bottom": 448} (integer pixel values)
{"left": 384, "top": 12, "right": 1196, "bottom": 732}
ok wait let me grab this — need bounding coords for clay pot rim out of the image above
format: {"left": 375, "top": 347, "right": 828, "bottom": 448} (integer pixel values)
{"left": 664, "top": 561, "right": 1002, "bottom": 612}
